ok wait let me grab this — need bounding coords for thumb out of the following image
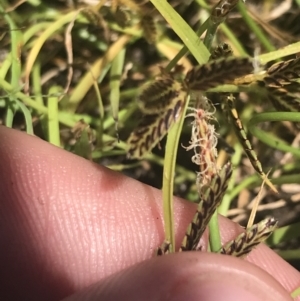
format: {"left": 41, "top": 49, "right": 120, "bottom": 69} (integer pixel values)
{"left": 63, "top": 252, "right": 293, "bottom": 301}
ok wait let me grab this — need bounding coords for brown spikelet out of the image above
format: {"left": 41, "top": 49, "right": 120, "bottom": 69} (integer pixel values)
{"left": 140, "top": 15, "right": 157, "bottom": 44}
{"left": 209, "top": 43, "right": 233, "bottom": 61}
{"left": 220, "top": 217, "right": 278, "bottom": 257}
{"left": 125, "top": 0, "right": 151, "bottom": 6}
{"left": 259, "top": 77, "right": 300, "bottom": 112}
{"left": 226, "top": 95, "right": 277, "bottom": 193}
{"left": 185, "top": 57, "right": 254, "bottom": 92}
{"left": 127, "top": 97, "right": 186, "bottom": 158}
{"left": 127, "top": 72, "right": 188, "bottom": 158}
{"left": 114, "top": 7, "right": 131, "bottom": 28}
{"left": 156, "top": 241, "right": 172, "bottom": 256}
{"left": 81, "top": 8, "right": 109, "bottom": 41}
{"left": 267, "top": 57, "right": 300, "bottom": 80}
{"left": 263, "top": 75, "right": 290, "bottom": 88}
{"left": 180, "top": 163, "right": 232, "bottom": 252}
{"left": 262, "top": 58, "right": 300, "bottom": 103}
{"left": 82, "top": 8, "right": 104, "bottom": 26}
{"left": 118, "top": 0, "right": 153, "bottom": 13}
{"left": 118, "top": 0, "right": 143, "bottom": 11}
{"left": 211, "top": 0, "right": 239, "bottom": 23}
{"left": 138, "top": 76, "right": 187, "bottom": 114}
{"left": 260, "top": 57, "right": 300, "bottom": 114}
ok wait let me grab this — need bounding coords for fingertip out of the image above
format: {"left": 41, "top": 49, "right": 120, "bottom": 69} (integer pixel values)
{"left": 0, "top": 126, "right": 299, "bottom": 301}
{"left": 62, "top": 253, "right": 293, "bottom": 301}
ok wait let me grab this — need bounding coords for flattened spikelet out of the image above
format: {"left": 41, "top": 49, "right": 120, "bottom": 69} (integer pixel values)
{"left": 220, "top": 217, "right": 278, "bottom": 257}
{"left": 127, "top": 98, "right": 186, "bottom": 158}
{"left": 267, "top": 57, "right": 300, "bottom": 79}
{"left": 209, "top": 43, "right": 233, "bottom": 61}
{"left": 185, "top": 57, "right": 253, "bottom": 92}
{"left": 138, "top": 76, "right": 187, "bottom": 114}
{"left": 260, "top": 58, "right": 300, "bottom": 113}
{"left": 127, "top": 72, "right": 188, "bottom": 158}
{"left": 226, "top": 95, "right": 278, "bottom": 192}
{"left": 157, "top": 241, "right": 172, "bottom": 256}
{"left": 81, "top": 8, "right": 109, "bottom": 40}
{"left": 260, "top": 76, "right": 300, "bottom": 112}
{"left": 125, "top": 0, "right": 150, "bottom": 6}
{"left": 114, "top": 7, "right": 131, "bottom": 27}
{"left": 140, "top": 15, "right": 157, "bottom": 44}
{"left": 226, "top": 96, "right": 262, "bottom": 174}
{"left": 82, "top": 8, "right": 104, "bottom": 26}
{"left": 211, "top": 0, "right": 239, "bottom": 23}
{"left": 180, "top": 163, "right": 232, "bottom": 251}
{"left": 118, "top": 0, "right": 143, "bottom": 11}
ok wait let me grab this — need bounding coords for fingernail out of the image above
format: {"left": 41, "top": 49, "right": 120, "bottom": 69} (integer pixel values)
{"left": 171, "top": 279, "right": 270, "bottom": 301}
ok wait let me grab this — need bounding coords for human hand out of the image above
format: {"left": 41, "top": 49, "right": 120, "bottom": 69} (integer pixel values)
{"left": 0, "top": 126, "right": 299, "bottom": 301}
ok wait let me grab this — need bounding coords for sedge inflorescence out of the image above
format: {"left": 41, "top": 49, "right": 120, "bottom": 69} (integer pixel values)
{"left": 185, "top": 97, "right": 220, "bottom": 190}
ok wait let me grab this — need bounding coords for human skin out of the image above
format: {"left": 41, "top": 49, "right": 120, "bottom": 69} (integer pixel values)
{"left": 0, "top": 125, "right": 299, "bottom": 301}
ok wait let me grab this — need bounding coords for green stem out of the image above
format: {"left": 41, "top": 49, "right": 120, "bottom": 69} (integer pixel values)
{"left": 162, "top": 96, "right": 190, "bottom": 252}
{"left": 291, "top": 287, "right": 300, "bottom": 299}
{"left": 47, "top": 87, "right": 60, "bottom": 146}
{"left": 208, "top": 211, "right": 221, "bottom": 252}
{"left": 203, "top": 17, "right": 218, "bottom": 50}
{"left": 150, "top": 0, "right": 210, "bottom": 253}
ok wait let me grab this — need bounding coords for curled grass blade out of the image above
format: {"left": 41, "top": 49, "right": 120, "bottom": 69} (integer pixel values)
{"left": 24, "top": 10, "right": 82, "bottom": 92}
{"left": 0, "top": 22, "right": 50, "bottom": 79}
